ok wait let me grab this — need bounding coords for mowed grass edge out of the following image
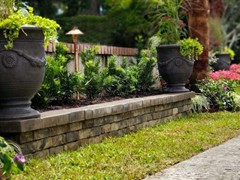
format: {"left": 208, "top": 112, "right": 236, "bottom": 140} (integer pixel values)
{"left": 12, "top": 111, "right": 240, "bottom": 180}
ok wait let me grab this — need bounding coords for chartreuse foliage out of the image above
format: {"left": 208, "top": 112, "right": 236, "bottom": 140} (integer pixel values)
{"left": 178, "top": 38, "right": 203, "bottom": 60}
{"left": 12, "top": 112, "right": 240, "bottom": 179}
{"left": 0, "top": 7, "right": 60, "bottom": 49}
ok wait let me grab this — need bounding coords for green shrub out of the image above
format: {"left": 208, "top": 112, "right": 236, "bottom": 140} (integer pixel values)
{"left": 197, "top": 79, "right": 238, "bottom": 111}
{"left": 80, "top": 47, "right": 103, "bottom": 99}
{"left": 32, "top": 43, "right": 82, "bottom": 108}
{"left": 102, "top": 56, "right": 137, "bottom": 96}
{"left": 134, "top": 50, "right": 157, "bottom": 92}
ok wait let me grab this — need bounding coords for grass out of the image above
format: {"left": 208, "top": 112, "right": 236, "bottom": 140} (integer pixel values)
{"left": 12, "top": 111, "right": 240, "bottom": 180}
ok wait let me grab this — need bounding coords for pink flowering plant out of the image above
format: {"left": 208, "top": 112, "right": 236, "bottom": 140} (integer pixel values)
{"left": 209, "top": 70, "right": 240, "bottom": 81}
{"left": 198, "top": 64, "right": 240, "bottom": 111}
{"left": 0, "top": 136, "right": 25, "bottom": 175}
{"left": 209, "top": 64, "right": 240, "bottom": 81}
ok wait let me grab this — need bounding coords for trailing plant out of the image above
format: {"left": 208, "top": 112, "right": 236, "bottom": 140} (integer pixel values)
{"left": 223, "top": 47, "right": 235, "bottom": 60}
{"left": 102, "top": 56, "right": 137, "bottom": 97}
{"left": 0, "top": 2, "right": 60, "bottom": 49}
{"left": 178, "top": 38, "right": 203, "bottom": 60}
{"left": 191, "top": 94, "right": 209, "bottom": 113}
{"left": 32, "top": 43, "right": 82, "bottom": 108}
{"left": 134, "top": 49, "right": 157, "bottom": 92}
{"left": 208, "top": 51, "right": 219, "bottom": 67}
{"left": 0, "top": 136, "right": 25, "bottom": 175}
{"left": 80, "top": 47, "right": 103, "bottom": 99}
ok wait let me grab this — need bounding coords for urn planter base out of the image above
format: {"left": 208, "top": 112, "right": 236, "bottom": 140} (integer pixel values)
{"left": 163, "top": 83, "right": 189, "bottom": 93}
{"left": 0, "top": 100, "right": 40, "bottom": 120}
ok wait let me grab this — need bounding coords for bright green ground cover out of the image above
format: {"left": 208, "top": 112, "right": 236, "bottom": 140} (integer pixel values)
{"left": 13, "top": 112, "right": 240, "bottom": 180}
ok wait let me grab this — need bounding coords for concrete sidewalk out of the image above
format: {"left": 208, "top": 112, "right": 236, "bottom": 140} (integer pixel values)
{"left": 144, "top": 136, "right": 240, "bottom": 180}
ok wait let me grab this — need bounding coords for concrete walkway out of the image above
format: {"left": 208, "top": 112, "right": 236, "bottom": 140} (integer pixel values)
{"left": 144, "top": 136, "right": 240, "bottom": 180}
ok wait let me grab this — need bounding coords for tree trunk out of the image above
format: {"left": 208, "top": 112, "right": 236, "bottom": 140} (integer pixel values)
{"left": 209, "top": 0, "right": 224, "bottom": 18}
{"left": 187, "top": 0, "right": 210, "bottom": 84}
{"left": 89, "top": 0, "right": 100, "bottom": 15}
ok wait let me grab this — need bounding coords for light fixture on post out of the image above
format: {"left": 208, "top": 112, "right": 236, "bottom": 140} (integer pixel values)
{"left": 66, "top": 26, "right": 84, "bottom": 100}
{"left": 66, "top": 26, "right": 84, "bottom": 72}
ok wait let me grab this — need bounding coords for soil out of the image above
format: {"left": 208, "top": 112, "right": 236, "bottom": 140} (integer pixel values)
{"left": 37, "top": 90, "right": 163, "bottom": 112}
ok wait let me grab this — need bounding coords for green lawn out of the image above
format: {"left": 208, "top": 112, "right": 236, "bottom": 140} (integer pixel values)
{"left": 13, "top": 111, "right": 240, "bottom": 180}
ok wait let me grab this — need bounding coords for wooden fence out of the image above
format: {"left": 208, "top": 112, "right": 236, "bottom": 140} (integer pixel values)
{"left": 45, "top": 42, "right": 138, "bottom": 56}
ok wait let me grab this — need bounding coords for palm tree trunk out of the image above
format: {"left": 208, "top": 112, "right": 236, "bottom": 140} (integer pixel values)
{"left": 209, "top": 0, "right": 224, "bottom": 18}
{"left": 187, "top": 0, "right": 210, "bottom": 84}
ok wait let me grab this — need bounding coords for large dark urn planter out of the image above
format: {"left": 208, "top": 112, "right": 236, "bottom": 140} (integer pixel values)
{"left": 157, "top": 44, "right": 194, "bottom": 93}
{"left": 212, "top": 53, "right": 231, "bottom": 71}
{"left": 0, "top": 26, "right": 46, "bottom": 120}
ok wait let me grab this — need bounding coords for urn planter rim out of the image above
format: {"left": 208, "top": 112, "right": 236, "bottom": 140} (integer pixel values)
{"left": 0, "top": 25, "right": 42, "bottom": 31}
{"left": 157, "top": 44, "right": 180, "bottom": 48}
{"left": 215, "top": 53, "right": 230, "bottom": 56}
{"left": 20, "top": 25, "right": 42, "bottom": 30}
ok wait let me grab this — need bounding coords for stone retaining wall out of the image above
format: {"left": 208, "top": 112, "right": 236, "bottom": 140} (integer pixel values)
{"left": 0, "top": 92, "right": 194, "bottom": 158}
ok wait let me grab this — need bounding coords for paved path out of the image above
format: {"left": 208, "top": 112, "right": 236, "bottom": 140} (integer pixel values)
{"left": 144, "top": 136, "right": 240, "bottom": 180}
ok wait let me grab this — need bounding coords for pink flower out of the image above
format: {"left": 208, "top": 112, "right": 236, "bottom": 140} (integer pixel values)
{"left": 214, "top": 42, "right": 220, "bottom": 47}
{"left": 209, "top": 70, "right": 240, "bottom": 81}
{"left": 230, "top": 64, "right": 240, "bottom": 74}
{"left": 179, "top": 21, "right": 186, "bottom": 27}
{"left": 163, "top": 15, "right": 170, "bottom": 19}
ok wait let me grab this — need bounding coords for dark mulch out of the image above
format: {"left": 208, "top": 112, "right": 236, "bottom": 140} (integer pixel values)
{"left": 37, "top": 90, "right": 163, "bottom": 112}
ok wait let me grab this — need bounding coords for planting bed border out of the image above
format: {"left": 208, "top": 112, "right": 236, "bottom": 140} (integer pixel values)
{"left": 0, "top": 92, "right": 194, "bottom": 158}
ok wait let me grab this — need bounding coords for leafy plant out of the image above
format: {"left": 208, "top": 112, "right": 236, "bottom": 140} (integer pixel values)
{"left": 209, "top": 17, "right": 226, "bottom": 52}
{"left": 197, "top": 79, "right": 238, "bottom": 111}
{"left": 80, "top": 47, "right": 103, "bottom": 99}
{"left": 134, "top": 49, "right": 157, "bottom": 92}
{"left": 32, "top": 43, "right": 82, "bottom": 108}
{"left": 209, "top": 17, "right": 236, "bottom": 60}
{"left": 191, "top": 94, "right": 209, "bottom": 113}
{"left": 223, "top": 47, "right": 235, "bottom": 60}
{"left": 0, "top": 136, "right": 25, "bottom": 175}
{"left": 102, "top": 56, "right": 137, "bottom": 97}
{"left": 178, "top": 38, "right": 203, "bottom": 60}
{"left": 0, "top": 2, "right": 60, "bottom": 49}
{"left": 148, "top": 0, "right": 187, "bottom": 45}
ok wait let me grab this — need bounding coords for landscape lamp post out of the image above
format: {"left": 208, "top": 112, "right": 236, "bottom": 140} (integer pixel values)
{"left": 66, "top": 26, "right": 84, "bottom": 72}
{"left": 66, "top": 27, "right": 83, "bottom": 99}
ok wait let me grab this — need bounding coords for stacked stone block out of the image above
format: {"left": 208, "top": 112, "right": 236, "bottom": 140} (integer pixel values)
{"left": 0, "top": 92, "right": 194, "bottom": 158}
